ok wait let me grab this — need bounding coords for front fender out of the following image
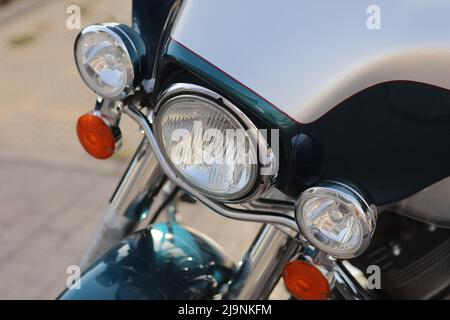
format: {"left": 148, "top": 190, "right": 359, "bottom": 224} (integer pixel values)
{"left": 58, "top": 223, "right": 235, "bottom": 300}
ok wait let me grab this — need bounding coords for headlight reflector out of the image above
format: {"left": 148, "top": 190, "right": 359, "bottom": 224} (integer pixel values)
{"left": 74, "top": 23, "right": 145, "bottom": 99}
{"left": 296, "top": 182, "right": 377, "bottom": 259}
{"left": 155, "top": 94, "right": 260, "bottom": 201}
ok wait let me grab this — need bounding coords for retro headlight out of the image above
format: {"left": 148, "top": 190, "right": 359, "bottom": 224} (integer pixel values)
{"left": 154, "top": 86, "right": 275, "bottom": 201}
{"left": 296, "top": 182, "right": 377, "bottom": 259}
{"left": 74, "top": 23, "right": 146, "bottom": 99}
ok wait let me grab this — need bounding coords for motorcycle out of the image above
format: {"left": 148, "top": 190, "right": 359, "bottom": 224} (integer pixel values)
{"left": 59, "top": 0, "right": 450, "bottom": 300}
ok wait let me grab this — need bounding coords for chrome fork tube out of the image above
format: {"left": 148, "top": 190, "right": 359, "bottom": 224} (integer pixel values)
{"left": 224, "top": 225, "right": 301, "bottom": 300}
{"left": 80, "top": 138, "right": 165, "bottom": 268}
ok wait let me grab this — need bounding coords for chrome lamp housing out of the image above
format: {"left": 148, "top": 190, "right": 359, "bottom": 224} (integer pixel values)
{"left": 296, "top": 181, "right": 377, "bottom": 259}
{"left": 153, "top": 83, "right": 278, "bottom": 203}
{"left": 74, "top": 23, "right": 147, "bottom": 100}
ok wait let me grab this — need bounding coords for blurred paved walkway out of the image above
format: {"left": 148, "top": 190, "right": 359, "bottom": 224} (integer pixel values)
{"left": 0, "top": 0, "right": 262, "bottom": 299}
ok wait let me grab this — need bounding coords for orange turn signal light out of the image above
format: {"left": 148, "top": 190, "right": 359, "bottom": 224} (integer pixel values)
{"left": 282, "top": 260, "right": 330, "bottom": 300}
{"left": 76, "top": 112, "right": 122, "bottom": 159}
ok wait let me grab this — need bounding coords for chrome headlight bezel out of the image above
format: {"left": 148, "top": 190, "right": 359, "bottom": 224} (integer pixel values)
{"left": 74, "top": 23, "right": 146, "bottom": 100}
{"left": 153, "top": 83, "right": 277, "bottom": 203}
{"left": 296, "top": 181, "right": 377, "bottom": 259}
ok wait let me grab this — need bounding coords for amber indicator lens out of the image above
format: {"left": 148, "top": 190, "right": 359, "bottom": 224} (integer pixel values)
{"left": 282, "top": 260, "right": 330, "bottom": 300}
{"left": 76, "top": 113, "right": 121, "bottom": 159}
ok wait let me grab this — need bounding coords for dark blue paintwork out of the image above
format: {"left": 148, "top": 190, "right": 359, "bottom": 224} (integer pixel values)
{"left": 59, "top": 223, "right": 235, "bottom": 300}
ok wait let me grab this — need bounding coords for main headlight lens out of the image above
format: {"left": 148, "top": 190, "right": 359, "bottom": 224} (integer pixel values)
{"left": 296, "top": 182, "right": 377, "bottom": 259}
{"left": 74, "top": 24, "right": 144, "bottom": 99}
{"left": 155, "top": 94, "right": 259, "bottom": 201}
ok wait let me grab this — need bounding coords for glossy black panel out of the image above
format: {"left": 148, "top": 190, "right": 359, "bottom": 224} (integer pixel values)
{"left": 292, "top": 81, "right": 450, "bottom": 204}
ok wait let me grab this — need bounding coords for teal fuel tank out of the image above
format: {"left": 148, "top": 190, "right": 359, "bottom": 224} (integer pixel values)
{"left": 59, "top": 223, "right": 235, "bottom": 300}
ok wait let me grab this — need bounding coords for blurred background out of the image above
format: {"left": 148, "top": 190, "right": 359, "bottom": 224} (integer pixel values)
{"left": 0, "top": 0, "right": 261, "bottom": 299}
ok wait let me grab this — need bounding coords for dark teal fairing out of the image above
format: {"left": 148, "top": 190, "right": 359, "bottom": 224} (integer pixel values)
{"left": 157, "top": 38, "right": 450, "bottom": 206}
{"left": 59, "top": 223, "right": 235, "bottom": 300}
{"left": 132, "top": 0, "right": 176, "bottom": 79}
{"left": 133, "top": 0, "right": 450, "bottom": 206}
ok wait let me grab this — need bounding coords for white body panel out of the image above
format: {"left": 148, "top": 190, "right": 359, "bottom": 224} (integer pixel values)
{"left": 172, "top": 0, "right": 450, "bottom": 123}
